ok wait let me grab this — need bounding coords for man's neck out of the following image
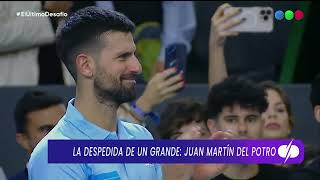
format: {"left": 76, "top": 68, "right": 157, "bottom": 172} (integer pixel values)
{"left": 223, "top": 164, "right": 259, "bottom": 179}
{"left": 74, "top": 89, "right": 118, "bottom": 132}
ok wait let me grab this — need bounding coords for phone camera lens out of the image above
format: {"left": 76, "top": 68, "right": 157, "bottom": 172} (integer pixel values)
{"left": 266, "top": 10, "right": 271, "bottom": 15}
{"left": 264, "top": 15, "right": 269, "bottom": 21}
{"left": 260, "top": 10, "right": 266, "bottom": 15}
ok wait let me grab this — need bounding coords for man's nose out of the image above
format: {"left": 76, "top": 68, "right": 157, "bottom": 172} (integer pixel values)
{"left": 128, "top": 55, "right": 142, "bottom": 74}
{"left": 238, "top": 122, "right": 248, "bottom": 135}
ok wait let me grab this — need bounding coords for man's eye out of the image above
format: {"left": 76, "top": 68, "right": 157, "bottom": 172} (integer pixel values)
{"left": 40, "top": 126, "right": 54, "bottom": 133}
{"left": 226, "top": 118, "right": 236, "bottom": 123}
{"left": 118, "top": 53, "right": 132, "bottom": 60}
{"left": 118, "top": 56, "right": 127, "bottom": 60}
{"left": 247, "top": 117, "right": 258, "bottom": 123}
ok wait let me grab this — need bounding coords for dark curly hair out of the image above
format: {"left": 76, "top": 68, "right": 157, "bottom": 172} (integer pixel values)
{"left": 207, "top": 76, "right": 268, "bottom": 120}
{"left": 158, "top": 98, "right": 207, "bottom": 139}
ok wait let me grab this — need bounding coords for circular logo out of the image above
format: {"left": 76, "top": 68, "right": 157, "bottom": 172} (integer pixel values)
{"left": 294, "top": 10, "right": 304, "bottom": 20}
{"left": 285, "top": 10, "right": 294, "bottom": 20}
{"left": 275, "top": 10, "right": 284, "bottom": 20}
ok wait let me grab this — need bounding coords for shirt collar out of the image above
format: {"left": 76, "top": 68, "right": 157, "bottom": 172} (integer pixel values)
{"left": 117, "top": 120, "right": 135, "bottom": 140}
{"left": 65, "top": 98, "right": 134, "bottom": 140}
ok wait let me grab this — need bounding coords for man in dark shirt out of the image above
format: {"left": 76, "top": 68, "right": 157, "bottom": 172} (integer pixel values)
{"left": 212, "top": 164, "right": 289, "bottom": 180}
{"left": 205, "top": 76, "right": 290, "bottom": 180}
{"left": 289, "top": 74, "right": 320, "bottom": 180}
{"left": 10, "top": 91, "right": 65, "bottom": 180}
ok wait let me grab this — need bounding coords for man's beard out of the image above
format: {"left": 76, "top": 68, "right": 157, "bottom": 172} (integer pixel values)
{"left": 93, "top": 69, "right": 137, "bottom": 106}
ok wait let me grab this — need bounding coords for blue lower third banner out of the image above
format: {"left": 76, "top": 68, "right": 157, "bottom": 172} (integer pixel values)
{"left": 48, "top": 139, "right": 304, "bottom": 164}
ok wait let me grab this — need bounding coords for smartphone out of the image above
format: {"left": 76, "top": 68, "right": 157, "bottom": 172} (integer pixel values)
{"left": 224, "top": 6, "right": 274, "bottom": 33}
{"left": 165, "top": 43, "right": 187, "bottom": 91}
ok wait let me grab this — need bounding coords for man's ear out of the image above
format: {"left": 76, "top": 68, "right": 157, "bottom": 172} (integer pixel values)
{"left": 75, "top": 54, "right": 95, "bottom": 79}
{"left": 314, "top": 105, "right": 320, "bottom": 123}
{"left": 16, "top": 133, "right": 31, "bottom": 153}
{"left": 206, "top": 119, "right": 217, "bottom": 134}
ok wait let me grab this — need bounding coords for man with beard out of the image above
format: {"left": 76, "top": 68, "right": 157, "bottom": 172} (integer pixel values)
{"left": 28, "top": 6, "right": 167, "bottom": 180}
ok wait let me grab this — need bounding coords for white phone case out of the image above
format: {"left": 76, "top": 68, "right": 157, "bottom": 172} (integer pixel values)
{"left": 224, "top": 7, "right": 274, "bottom": 33}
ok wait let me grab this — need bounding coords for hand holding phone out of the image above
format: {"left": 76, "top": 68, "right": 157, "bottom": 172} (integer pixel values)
{"left": 138, "top": 68, "right": 184, "bottom": 112}
{"left": 165, "top": 43, "right": 187, "bottom": 92}
{"left": 210, "top": 3, "right": 274, "bottom": 47}
{"left": 224, "top": 6, "right": 274, "bottom": 33}
{"left": 210, "top": 3, "right": 243, "bottom": 46}
{"left": 165, "top": 43, "right": 187, "bottom": 75}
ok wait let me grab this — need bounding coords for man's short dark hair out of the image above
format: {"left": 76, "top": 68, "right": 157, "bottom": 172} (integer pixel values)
{"left": 158, "top": 98, "right": 207, "bottom": 139}
{"left": 207, "top": 76, "right": 268, "bottom": 120}
{"left": 14, "top": 91, "right": 64, "bottom": 133}
{"left": 56, "top": 6, "right": 135, "bottom": 81}
{"left": 310, "top": 73, "right": 320, "bottom": 109}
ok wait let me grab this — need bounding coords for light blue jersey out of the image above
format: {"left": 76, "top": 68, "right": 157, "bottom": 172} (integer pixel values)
{"left": 28, "top": 98, "right": 162, "bottom": 180}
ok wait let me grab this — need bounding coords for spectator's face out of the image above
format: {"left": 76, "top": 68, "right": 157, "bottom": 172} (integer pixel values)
{"left": 93, "top": 31, "right": 142, "bottom": 104}
{"left": 314, "top": 105, "right": 320, "bottom": 123}
{"left": 262, "top": 89, "right": 291, "bottom": 139}
{"left": 17, "top": 104, "right": 66, "bottom": 154}
{"left": 209, "top": 104, "right": 263, "bottom": 139}
{"left": 171, "top": 121, "right": 210, "bottom": 140}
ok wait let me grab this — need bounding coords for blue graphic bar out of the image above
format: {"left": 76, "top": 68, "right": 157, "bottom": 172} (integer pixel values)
{"left": 48, "top": 139, "right": 304, "bottom": 164}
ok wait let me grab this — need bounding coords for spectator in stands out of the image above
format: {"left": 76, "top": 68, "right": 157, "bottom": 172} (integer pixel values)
{"left": 209, "top": 4, "right": 320, "bottom": 172}
{"left": 208, "top": 3, "right": 294, "bottom": 140}
{"left": 310, "top": 73, "right": 320, "bottom": 130}
{"left": 205, "top": 76, "right": 290, "bottom": 179}
{"left": 0, "top": 1, "right": 55, "bottom": 86}
{"left": 208, "top": 3, "right": 242, "bottom": 87}
{"left": 10, "top": 90, "right": 66, "bottom": 180}
{"left": 158, "top": 98, "right": 210, "bottom": 140}
{"left": 260, "top": 81, "right": 302, "bottom": 169}
{"left": 158, "top": 98, "right": 232, "bottom": 180}
{"left": 38, "top": 1, "right": 74, "bottom": 85}
{"left": 158, "top": 99, "right": 210, "bottom": 180}
{"left": 192, "top": 2, "right": 296, "bottom": 83}
{"left": 291, "top": 144, "right": 320, "bottom": 168}
{"left": 259, "top": 81, "right": 294, "bottom": 139}
{"left": 289, "top": 74, "right": 320, "bottom": 179}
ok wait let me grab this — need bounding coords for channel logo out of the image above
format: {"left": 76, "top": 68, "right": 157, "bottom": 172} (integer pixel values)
{"left": 275, "top": 10, "right": 304, "bottom": 21}
{"left": 278, "top": 139, "right": 300, "bottom": 163}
